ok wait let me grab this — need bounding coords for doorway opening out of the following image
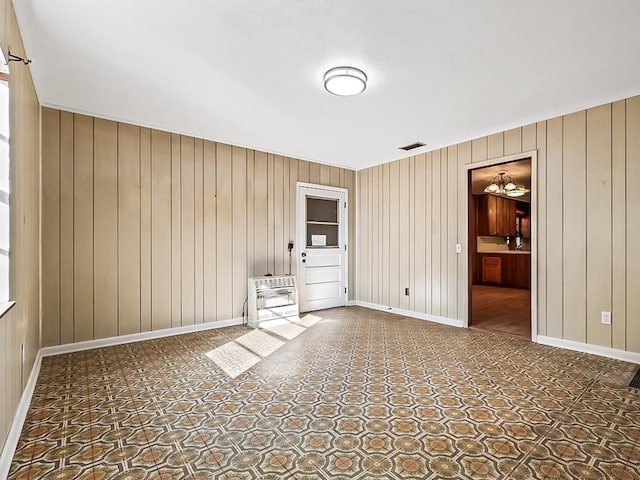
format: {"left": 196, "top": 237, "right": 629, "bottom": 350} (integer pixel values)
{"left": 467, "top": 157, "right": 534, "bottom": 339}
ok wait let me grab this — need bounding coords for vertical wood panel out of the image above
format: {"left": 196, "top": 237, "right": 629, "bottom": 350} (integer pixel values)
{"left": 73, "top": 114, "right": 94, "bottom": 342}
{"left": 151, "top": 130, "right": 172, "bottom": 330}
{"left": 504, "top": 128, "right": 522, "bottom": 155}
{"left": 546, "top": 118, "right": 563, "bottom": 339}
{"left": 309, "top": 162, "right": 320, "bottom": 184}
{"left": 254, "top": 151, "right": 268, "bottom": 277}
{"left": 274, "top": 155, "right": 284, "bottom": 275}
{"left": 216, "top": 143, "right": 233, "bottom": 320}
{"left": 424, "top": 153, "right": 433, "bottom": 313}
{"left": 414, "top": 154, "right": 426, "bottom": 313}
{"left": 203, "top": 140, "right": 217, "bottom": 321}
{"left": 457, "top": 142, "right": 471, "bottom": 322}
{"left": 320, "top": 164, "right": 331, "bottom": 185}
{"left": 41, "top": 108, "right": 60, "bottom": 346}
{"left": 267, "top": 154, "right": 275, "bottom": 274}
{"left": 60, "top": 111, "right": 74, "bottom": 344}
{"left": 382, "top": 163, "right": 390, "bottom": 306}
{"left": 283, "top": 158, "right": 290, "bottom": 275}
{"left": 586, "top": 105, "right": 612, "bottom": 347}
{"left": 42, "top": 111, "right": 358, "bottom": 345}
{"left": 330, "top": 166, "right": 340, "bottom": 187}
{"left": 372, "top": 165, "right": 382, "bottom": 305}
{"left": 487, "top": 133, "right": 504, "bottom": 159}
{"left": 180, "top": 136, "right": 195, "bottom": 326}
{"left": 298, "top": 160, "right": 310, "bottom": 183}
{"left": 346, "top": 169, "right": 356, "bottom": 299}
{"left": 471, "top": 137, "right": 487, "bottom": 163}
{"left": 440, "top": 149, "right": 448, "bottom": 316}
{"left": 140, "top": 128, "right": 152, "bottom": 331}
{"left": 0, "top": 321, "right": 6, "bottom": 438}
{"left": 447, "top": 146, "right": 458, "bottom": 319}
{"left": 370, "top": 166, "right": 383, "bottom": 303}
{"left": 388, "top": 161, "right": 400, "bottom": 307}
{"left": 170, "top": 134, "right": 181, "bottom": 327}
{"left": 522, "top": 123, "right": 537, "bottom": 151}
{"left": 247, "top": 150, "right": 256, "bottom": 280}
{"left": 359, "top": 169, "right": 369, "bottom": 302}
{"left": 536, "top": 122, "right": 548, "bottom": 336}
{"left": 431, "top": 150, "right": 441, "bottom": 316}
{"left": 562, "top": 111, "right": 587, "bottom": 342}
{"left": 611, "top": 101, "right": 626, "bottom": 350}
{"left": 0, "top": 4, "right": 41, "bottom": 443}
{"left": 399, "top": 158, "right": 410, "bottom": 310}
{"left": 408, "top": 157, "right": 416, "bottom": 311}
{"left": 232, "top": 147, "right": 247, "bottom": 317}
{"left": 350, "top": 97, "right": 639, "bottom": 355}
{"left": 289, "top": 159, "right": 298, "bottom": 277}
{"left": 118, "top": 123, "right": 141, "bottom": 335}
{"left": 194, "top": 138, "right": 204, "bottom": 324}
{"left": 626, "top": 96, "right": 640, "bottom": 352}
{"left": 93, "top": 118, "right": 118, "bottom": 339}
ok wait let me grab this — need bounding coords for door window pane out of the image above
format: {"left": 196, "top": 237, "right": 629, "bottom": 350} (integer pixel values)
{"left": 306, "top": 224, "right": 339, "bottom": 248}
{"left": 306, "top": 197, "right": 339, "bottom": 248}
{"left": 306, "top": 197, "right": 338, "bottom": 223}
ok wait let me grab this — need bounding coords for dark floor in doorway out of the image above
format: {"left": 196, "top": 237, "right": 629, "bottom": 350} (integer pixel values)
{"left": 630, "top": 367, "right": 640, "bottom": 389}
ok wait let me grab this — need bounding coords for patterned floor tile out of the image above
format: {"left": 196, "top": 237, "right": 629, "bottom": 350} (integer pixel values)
{"left": 7, "top": 306, "right": 640, "bottom": 480}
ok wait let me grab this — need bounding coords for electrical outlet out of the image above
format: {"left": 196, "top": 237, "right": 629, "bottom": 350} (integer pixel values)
{"left": 456, "top": 244, "right": 462, "bottom": 254}
{"left": 601, "top": 311, "right": 612, "bottom": 325}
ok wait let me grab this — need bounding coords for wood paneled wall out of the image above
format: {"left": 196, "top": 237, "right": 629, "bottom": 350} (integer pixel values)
{"left": 357, "top": 96, "right": 640, "bottom": 354}
{"left": 41, "top": 108, "right": 355, "bottom": 346}
{"left": 0, "top": 0, "right": 41, "bottom": 452}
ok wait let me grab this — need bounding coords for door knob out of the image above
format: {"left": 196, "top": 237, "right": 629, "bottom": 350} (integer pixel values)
{"left": 301, "top": 252, "right": 307, "bottom": 257}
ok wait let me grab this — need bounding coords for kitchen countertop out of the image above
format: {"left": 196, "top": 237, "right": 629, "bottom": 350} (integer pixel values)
{"left": 478, "top": 250, "right": 531, "bottom": 255}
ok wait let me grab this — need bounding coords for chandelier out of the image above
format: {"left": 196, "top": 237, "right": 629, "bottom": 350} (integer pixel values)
{"left": 484, "top": 172, "right": 527, "bottom": 197}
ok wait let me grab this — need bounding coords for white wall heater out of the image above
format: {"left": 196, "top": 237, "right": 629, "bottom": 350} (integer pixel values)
{"left": 247, "top": 276, "right": 298, "bottom": 328}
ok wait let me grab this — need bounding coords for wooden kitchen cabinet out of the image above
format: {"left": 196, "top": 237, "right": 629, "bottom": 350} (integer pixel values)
{"left": 482, "top": 256, "right": 502, "bottom": 284}
{"left": 520, "top": 217, "right": 530, "bottom": 239}
{"left": 476, "top": 195, "right": 517, "bottom": 236}
{"left": 477, "top": 253, "right": 530, "bottom": 288}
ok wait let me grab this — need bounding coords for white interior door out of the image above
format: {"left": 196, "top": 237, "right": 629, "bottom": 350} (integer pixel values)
{"left": 297, "top": 183, "right": 348, "bottom": 312}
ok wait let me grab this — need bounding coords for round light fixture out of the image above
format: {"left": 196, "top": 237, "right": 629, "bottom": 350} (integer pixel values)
{"left": 324, "top": 66, "right": 367, "bottom": 96}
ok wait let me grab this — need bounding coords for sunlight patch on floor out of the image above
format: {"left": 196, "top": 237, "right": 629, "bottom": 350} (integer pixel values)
{"left": 205, "top": 341, "right": 261, "bottom": 378}
{"left": 235, "top": 328, "right": 285, "bottom": 357}
{"left": 259, "top": 318, "right": 306, "bottom": 340}
{"left": 205, "top": 313, "right": 323, "bottom": 378}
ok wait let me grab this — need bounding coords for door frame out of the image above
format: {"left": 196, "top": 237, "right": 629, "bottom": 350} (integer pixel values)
{"left": 463, "top": 150, "right": 538, "bottom": 342}
{"left": 296, "top": 182, "right": 349, "bottom": 311}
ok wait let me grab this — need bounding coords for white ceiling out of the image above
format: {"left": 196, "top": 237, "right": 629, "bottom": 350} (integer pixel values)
{"left": 13, "top": 1, "right": 640, "bottom": 170}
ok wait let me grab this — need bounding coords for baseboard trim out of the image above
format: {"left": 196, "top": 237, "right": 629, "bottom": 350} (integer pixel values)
{"left": 0, "top": 350, "right": 43, "bottom": 480}
{"left": 353, "top": 301, "right": 464, "bottom": 328}
{"left": 0, "top": 317, "right": 245, "bottom": 479}
{"left": 40, "top": 317, "right": 245, "bottom": 357}
{"left": 537, "top": 335, "right": 640, "bottom": 364}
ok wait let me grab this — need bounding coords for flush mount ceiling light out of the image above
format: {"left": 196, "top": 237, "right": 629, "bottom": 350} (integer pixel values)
{"left": 484, "top": 172, "right": 517, "bottom": 195}
{"left": 323, "top": 66, "right": 367, "bottom": 96}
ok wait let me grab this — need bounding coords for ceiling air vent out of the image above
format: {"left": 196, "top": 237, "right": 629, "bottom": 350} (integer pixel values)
{"left": 399, "top": 142, "right": 426, "bottom": 151}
